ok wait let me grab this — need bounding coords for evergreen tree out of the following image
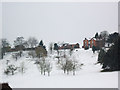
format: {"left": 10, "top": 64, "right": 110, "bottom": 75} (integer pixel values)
{"left": 95, "top": 32, "right": 99, "bottom": 39}
{"left": 98, "top": 49, "right": 106, "bottom": 64}
{"left": 98, "top": 35, "right": 120, "bottom": 71}
{"left": 43, "top": 45, "right": 46, "bottom": 49}
{"left": 92, "top": 45, "right": 96, "bottom": 53}
{"left": 49, "top": 43, "right": 53, "bottom": 54}
{"left": 107, "top": 32, "right": 119, "bottom": 43}
{"left": 1, "top": 39, "right": 11, "bottom": 59}
{"left": 39, "top": 40, "right": 43, "bottom": 46}
{"left": 54, "top": 43, "right": 59, "bottom": 50}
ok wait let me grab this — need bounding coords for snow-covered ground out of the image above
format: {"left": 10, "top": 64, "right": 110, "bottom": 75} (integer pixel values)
{"left": 0, "top": 49, "right": 118, "bottom": 88}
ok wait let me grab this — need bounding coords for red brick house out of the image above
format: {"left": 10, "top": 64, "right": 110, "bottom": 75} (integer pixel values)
{"left": 83, "top": 37, "right": 105, "bottom": 49}
{"left": 90, "top": 38, "right": 96, "bottom": 48}
{"left": 83, "top": 38, "right": 89, "bottom": 48}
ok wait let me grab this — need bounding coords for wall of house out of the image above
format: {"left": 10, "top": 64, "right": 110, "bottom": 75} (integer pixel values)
{"left": 83, "top": 40, "right": 89, "bottom": 48}
{"left": 90, "top": 39, "right": 96, "bottom": 48}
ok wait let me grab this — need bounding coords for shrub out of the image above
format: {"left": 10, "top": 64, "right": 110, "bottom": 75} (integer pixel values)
{"left": 36, "top": 57, "right": 52, "bottom": 76}
{"left": 58, "top": 55, "right": 81, "bottom": 75}
{"left": 4, "top": 65, "right": 18, "bottom": 75}
{"left": 28, "top": 51, "right": 36, "bottom": 58}
{"left": 19, "top": 62, "right": 26, "bottom": 74}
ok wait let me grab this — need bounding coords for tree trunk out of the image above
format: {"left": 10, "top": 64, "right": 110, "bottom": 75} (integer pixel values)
{"left": 44, "top": 70, "right": 45, "bottom": 75}
{"left": 41, "top": 68, "right": 43, "bottom": 75}
{"left": 1, "top": 52, "right": 3, "bottom": 59}
{"left": 16, "top": 57, "right": 17, "bottom": 61}
{"left": 64, "top": 69, "right": 66, "bottom": 73}
{"left": 67, "top": 70, "right": 69, "bottom": 75}
{"left": 58, "top": 58, "right": 60, "bottom": 64}
{"left": 12, "top": 71, "right": 14, "bottom": 75}
{"left": 73, "top": 70, "right": 75, "bottom": 75}
{"left": 41, "top": 71, "right": 43, "bottom": 75}
{"left": 48, "top": 72, "right": 50, "bottom": 76}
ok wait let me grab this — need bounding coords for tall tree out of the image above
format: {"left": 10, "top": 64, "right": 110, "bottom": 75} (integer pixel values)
{"left": 98, "top": 49, "right": 106, "bottom": 64}
{"left": 100, "top": 31, "right": 109, "bottom": 40}
{"left": 14, "top": 36, "right": 25, "bottom": 47}
{"left": 54, "top": 43, "right": 59, "bottom": 50}
{"left": 28, "top": 37, "right": 38, "bottom": 48}
{"left": 107, "top": 32, "right": 119, "bottom": 43}
{"left": 14, "top": 37, "right": 25, "bottom": 57}
{"left": 54, "top": 43, "right": 59, "bottom": 55}
{"left": 49, "top": 43, "right": 53, "bottom": 54}
{"left": 98, "top": 34, "right": 120, "bottom": 71}
{"left": 1, "top": 39, "right": 10, "bottom": 59}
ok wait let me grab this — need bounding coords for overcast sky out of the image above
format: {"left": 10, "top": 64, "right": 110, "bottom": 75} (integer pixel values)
{"left": 2, "top": 2, "right": 118, "bottom": 47}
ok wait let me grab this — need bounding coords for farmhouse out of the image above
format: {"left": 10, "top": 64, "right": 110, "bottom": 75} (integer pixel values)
{"left": 83, "top": 38, "right": 89, "bottom": 49}
{"left": 90, "top": 38, "right": 96, "bottom": 48}
{"left": 83, "top": 37, "right": 105, "bottom": 49}
{"left": 59, "top": 43, "right": 80, "bottom": 50}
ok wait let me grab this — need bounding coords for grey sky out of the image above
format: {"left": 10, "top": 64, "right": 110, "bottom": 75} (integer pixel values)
{"left": 2, "top": 2, "right": 118, "bottom": 47}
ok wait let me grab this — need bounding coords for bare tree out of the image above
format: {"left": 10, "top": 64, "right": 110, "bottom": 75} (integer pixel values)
{"left": 69, "top": 48, "right": 74, "bottom": 56}
{"left": 58, "top": 55, "right": 82, "bottom": 75}
{"left": 12, "top": 52, "right": 22, "bottom": 61}
{"left": 49, "top": 43, "right": 53, "bottom": 54}
{"left": 28, "top": 50, "right": 36, "bottom": 58}
{"left": 14, "top": 37, "right": 25, "bottom": 57}
{"left": 27, "top": 37, "right": 38, "bottom": 48}
{"left": 65, "top": 57, "right": 73, "bottom": 75}
{"left": 14, "top": 37, "right": 25, "bottom": 48}
{"left": 23, "top": 41, "right": 29, "bottom": 48}
{"left": 58, "top": 57, "right": 67, "bottom": 73}
{"left": 45, "top": 57, "right": 52, "bottom": 76}
{"left": 36, "top": 58, "right": 45, "bottom": 75}
{"left": 19, "top": 62, "right": 26, "bottom": 74}
{"left": 36, "top": 57, "right": 52, "bottom": 76}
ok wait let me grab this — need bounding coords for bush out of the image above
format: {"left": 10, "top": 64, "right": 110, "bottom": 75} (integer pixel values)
{"left": 28, "top": 51, "right": 36, "bottom": 58}
{"left": 19, "top": 62, "right": 26, "bottom": 74}
{"left": 12, "top": 51, "right": 23, "bottom": 60}
{"left": 36, "top": 57, "right": 52, "bottom": 76}
{"left": 35, "top": 46, "right": 47, "bottom": 58}
{"left": 58, "top": 55, "right": 81, "bottom": 75}
{"left": 4, "top": 65, "right": 18, "bottom": 75}
{"left": 84, "top": 46, "right": 89, "bottom": 50}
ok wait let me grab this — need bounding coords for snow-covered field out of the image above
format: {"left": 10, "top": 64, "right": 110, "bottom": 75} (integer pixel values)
{"left": 0, "top": 49, "right": 118, "bottom": 88}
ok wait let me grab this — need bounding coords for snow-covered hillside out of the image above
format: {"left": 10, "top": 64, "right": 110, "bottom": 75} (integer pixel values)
{"left": 0, "top": 49, "right": 118, "bottom": 88}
